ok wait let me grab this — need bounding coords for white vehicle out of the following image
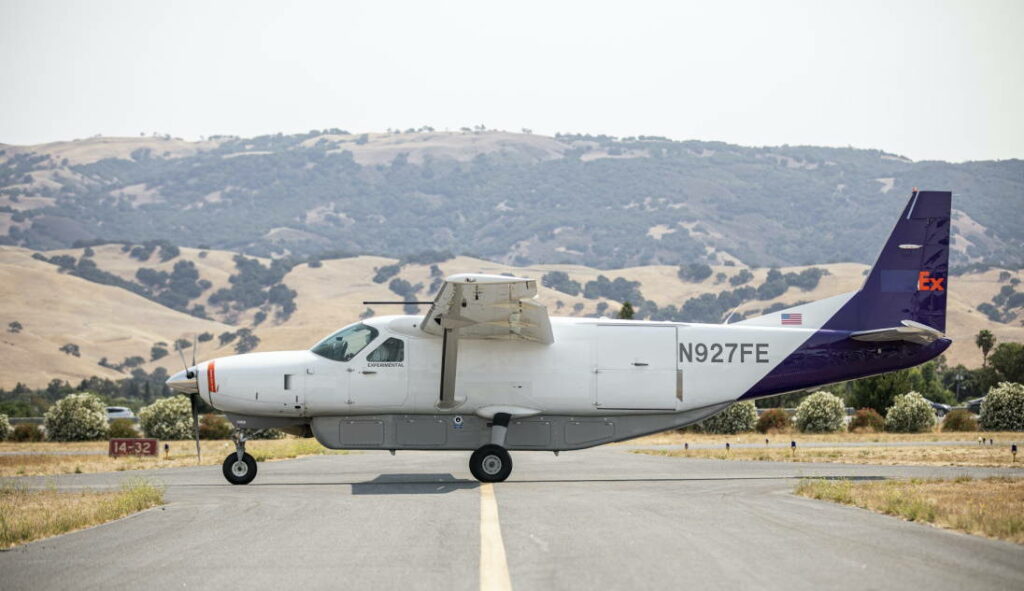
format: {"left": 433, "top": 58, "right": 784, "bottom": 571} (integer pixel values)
{"left": 170, "top": 190, "right": 952, "bottom": 485}
{"left": 105, "top": 406, "right": 136, "bottom": 421}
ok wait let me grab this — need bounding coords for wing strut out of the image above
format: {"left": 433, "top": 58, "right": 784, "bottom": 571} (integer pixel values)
{"left": 438, "top": 284, "right": 462, "bottom": 409}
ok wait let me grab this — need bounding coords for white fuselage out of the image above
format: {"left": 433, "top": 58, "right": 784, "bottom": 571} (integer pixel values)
{"left": 198, "top": 296, "right": 852, "bottom": 422}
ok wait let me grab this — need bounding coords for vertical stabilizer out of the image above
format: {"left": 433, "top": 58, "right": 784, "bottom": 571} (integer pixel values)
{"left": 839, "top": 190, "right": 951, "bottom": 332}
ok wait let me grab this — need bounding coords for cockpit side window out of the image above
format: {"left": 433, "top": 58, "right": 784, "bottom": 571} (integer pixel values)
{"left": 366, "top": 338, "right": 404, "bottom": 362}
{"left": 311, "top": 324, "right": 379, "bottom": 362}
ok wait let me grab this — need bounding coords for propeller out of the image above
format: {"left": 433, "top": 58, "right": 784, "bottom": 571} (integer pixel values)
{"left": 176, "top": 336, "right": 202, "bottom": 464}
{"left": 190, "top": 335, "right": 201, "bottom": 463}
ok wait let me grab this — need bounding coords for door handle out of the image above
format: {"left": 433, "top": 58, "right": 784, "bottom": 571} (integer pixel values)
{"left": 361, "top": 369, "right": 377, "bottom": 375}
{"left": 632, "top": 362, "right": 649, "bottom": 367}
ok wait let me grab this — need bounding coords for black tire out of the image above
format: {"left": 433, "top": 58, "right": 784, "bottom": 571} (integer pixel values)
{"left": 469, "top": 444, "right": 513, "bottom": 482}
{"left": 222, "top": 452, "right": 257, "bottom": 485}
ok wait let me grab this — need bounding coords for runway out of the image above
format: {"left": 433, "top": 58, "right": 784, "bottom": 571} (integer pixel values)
{"left": 2, "top": 446, "right": 1022, "bottom": 590}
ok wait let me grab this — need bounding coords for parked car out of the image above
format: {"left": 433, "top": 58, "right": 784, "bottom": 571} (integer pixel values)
{"left": 106, "top": 406, "right": 136, "bottom": 421}
{"left": 929, "top": 401, "right": 952, "bottom": 417}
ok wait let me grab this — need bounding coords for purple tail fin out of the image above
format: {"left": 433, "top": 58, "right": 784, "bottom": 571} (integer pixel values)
{"left": 830, "top": 190, "right": 951, "bottom": 332}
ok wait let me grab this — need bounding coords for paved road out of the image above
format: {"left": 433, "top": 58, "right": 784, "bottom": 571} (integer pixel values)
{"left": 2, "top": 447, "right": 1022, "bottom": 590}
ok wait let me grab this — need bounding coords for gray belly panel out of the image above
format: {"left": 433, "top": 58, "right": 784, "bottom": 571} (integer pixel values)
{"left": 311, "top": 403, "right": 729, "bottom": 451}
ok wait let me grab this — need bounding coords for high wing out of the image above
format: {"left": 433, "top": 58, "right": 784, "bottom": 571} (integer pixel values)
{"left": 421, "top": 273, "right": 554, "bottom": 344}
{"left": 421, "top": 273, "right": 553, "bottom": 408}
{"left": 849, "top": 320, "right": 945, "bottom": 345}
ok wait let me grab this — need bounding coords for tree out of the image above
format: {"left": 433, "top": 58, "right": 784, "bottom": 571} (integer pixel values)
{"left": 617, "top": 302, "right": 635, "bottom": 320}
{"left": 755, "top": 408, "right": 790, "bottom": 433}
{"left": 235, "top": 328, "right": 260, "bottom": 354}
{"left": 979, "top": 382, "right": 1024, "bottom": 431}
{"left": 151, "top": 345, "right": 169, "bottom": 361}
{"left": 700, "top": 401, "right": 757, "bottom": 434}
{"left": 885, "top": 392, "right": 936, "bottom": 433}
{"left": 794, "top": 391, "right": 846, "bottom": 433}
{"left": 988, "top": 342, "right": 1024, "bottom": 384}
{"left": 44, "top": 393, "right": 109, "bottom": 441}
{"left": 139, "top": 396, "right": 193, "bottom": 440}
{"left": 7, "top": 321, "right": 22, "bottom": 334}
{"left": 59, "top": 343, "right": 81, "bottom": 357}
{"left": 975, "top": 330, "right": 995, "bottom": 367}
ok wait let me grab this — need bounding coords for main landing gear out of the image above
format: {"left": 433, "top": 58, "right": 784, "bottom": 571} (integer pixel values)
{"left": 223, "top": 431, "right": 257, "bottom": 485}
{"left": 469, "top": 413, "right": 513, "bottom": 482}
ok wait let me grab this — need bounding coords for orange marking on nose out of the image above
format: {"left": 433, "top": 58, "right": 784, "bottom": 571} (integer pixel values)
{"left": 207, "top": 360, "right": 218, "bottom": 393}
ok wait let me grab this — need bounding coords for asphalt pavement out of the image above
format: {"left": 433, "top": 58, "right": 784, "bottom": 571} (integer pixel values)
{"left": 1, "top": 446, "right": 1022, "bottom": 590}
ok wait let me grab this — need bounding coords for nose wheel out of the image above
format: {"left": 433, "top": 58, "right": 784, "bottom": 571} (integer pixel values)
{"left": 470, "top": 444, "right": 513, "bottom": 482}
{"left": 222, "top": 431, "right": 257, "bottom": 485}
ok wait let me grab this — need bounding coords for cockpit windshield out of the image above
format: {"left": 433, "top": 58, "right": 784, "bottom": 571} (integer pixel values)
{"left": 310, "top": 324, "right": 379, "bottom": 362}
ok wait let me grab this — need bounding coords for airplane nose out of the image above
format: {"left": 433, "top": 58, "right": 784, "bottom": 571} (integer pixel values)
{"left": 167, "top": 367, "right": 199, "bottom": 394}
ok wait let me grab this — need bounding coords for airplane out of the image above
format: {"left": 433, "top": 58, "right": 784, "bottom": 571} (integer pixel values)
{"left": 169, "top": 189, "right": 951, "bottom": 485}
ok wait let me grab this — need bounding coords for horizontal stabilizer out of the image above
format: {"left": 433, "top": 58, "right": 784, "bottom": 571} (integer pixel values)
{"left": 849, "top": 320, "right": 945, "bottom": 345}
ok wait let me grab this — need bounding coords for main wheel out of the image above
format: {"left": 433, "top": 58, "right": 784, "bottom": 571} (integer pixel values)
{"left": 222, "top": 452, "right": 257, "bottom": 485}
{"left": 469, "top": 444, "right": 513, "bottom": 482}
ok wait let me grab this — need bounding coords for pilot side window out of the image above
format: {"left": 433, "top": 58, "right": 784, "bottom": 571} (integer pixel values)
{"left": 310, "top": 324, "right": 379, "bottom": 362}
{"left": 366, "top": 338, "right": 404, "bottom": 363}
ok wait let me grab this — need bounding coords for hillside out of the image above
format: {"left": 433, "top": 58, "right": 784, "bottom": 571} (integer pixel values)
{"left": 2, "top": 131, "right": 1022, "bottom": 270}
{"left": 1, "top": 243, "right": 1021, "bottom": 389}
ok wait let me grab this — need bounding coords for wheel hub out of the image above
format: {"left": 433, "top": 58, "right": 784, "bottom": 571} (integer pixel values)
{"left": 231, "top": 460, "right": 249, "bottom": 477}
{"left": 481, "top": 455, "right": 502, "bottom": 475}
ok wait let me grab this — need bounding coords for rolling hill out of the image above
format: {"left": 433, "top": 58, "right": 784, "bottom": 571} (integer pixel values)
{"left": 2, "top": 131, "right": 1022, "bottom": 270}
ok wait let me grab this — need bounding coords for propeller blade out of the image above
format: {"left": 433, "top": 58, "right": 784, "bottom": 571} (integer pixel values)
{"left": 190, "top": 392, "right": 201, "bottom": 464}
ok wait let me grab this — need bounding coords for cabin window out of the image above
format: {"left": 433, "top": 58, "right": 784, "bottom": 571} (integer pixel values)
{"left": 366, "top": 338, "right": 404, "bottom": 363}
{"left": 311, "top": 324, "right": 379, "bottom": 362}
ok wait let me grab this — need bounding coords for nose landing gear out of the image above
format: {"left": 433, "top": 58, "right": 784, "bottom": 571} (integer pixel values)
{"left": 222, "top": 431, "right": 257, "bottom": 485}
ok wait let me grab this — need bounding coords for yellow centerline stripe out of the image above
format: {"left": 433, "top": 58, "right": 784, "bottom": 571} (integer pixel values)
{"left": 479, "top": 483, "right": 512, "bottom": 591}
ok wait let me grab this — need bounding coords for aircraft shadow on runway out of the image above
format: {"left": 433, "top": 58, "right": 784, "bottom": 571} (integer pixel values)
{"left": 350, "top": 473, "right": 480, "bottom": 495}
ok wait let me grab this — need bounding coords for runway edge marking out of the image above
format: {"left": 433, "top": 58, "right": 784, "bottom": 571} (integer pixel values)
{"left": 480, "top": 483, "right": 513, "bottom": 591}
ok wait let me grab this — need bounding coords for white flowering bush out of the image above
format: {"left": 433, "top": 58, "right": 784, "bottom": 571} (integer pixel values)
{"left": 795, "top": 391, "right": 846, "bottom": 433}
{"left": 885, "top": 391, "right": 936, "bottom": 433}
{"left": 0, "top": 413, "right": 11, "bottom": 440}
{"left": 701, "top": 401, "right": 758, "bottom": 434}
{"left": 980, "top": 382, "right": 1024, "bottom": 431}
{"left": 139, "top": 396, "right": 193, "bottom": 440}
{"left": 44, "top": 393, "right": 109, "bottom": 441}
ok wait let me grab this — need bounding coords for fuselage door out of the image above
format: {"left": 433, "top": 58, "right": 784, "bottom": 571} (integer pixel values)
{"left": 595, "top": 325, "right": 678, "bottom": 410}
{"left": 350, "top": 337, "right": 409, "bottom": 408}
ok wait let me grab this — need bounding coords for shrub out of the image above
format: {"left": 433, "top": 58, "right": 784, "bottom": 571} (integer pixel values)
{"left": 43, "top": 393, "right": 109, "bottom": 441}
{"left": 108, "top": 419, "right": 140, "bottom": 438}
{"left": 885, "top": 391, "right": 936, "bottom": 433}
{"left": 0, "top": 413, "right": 10, "bottom": 440}
{"left": 848, "top": 408, "right": 885, "bottom": 433}
{"left": 701, "top": 401, "right": 757, "bottom": 434}
{"left": 139, "top": 396, "right": 193, "bottom": 440}
{"left": 199, "top": 414, "right": 233, "bottom": 439}
{"left": 756, "top": 408, "right": 790, "bottom": 433}
{"left": 979, "top": 382, "right": 1024, "bottom": 431}
{"left": 795, "top": 391, "right": 846, "bottom": 433}
{"left": 941, "top": 409, "right": 979, "bottom": 432}
{"left": 11, "top": 422, "right": 44, "bottom": 442}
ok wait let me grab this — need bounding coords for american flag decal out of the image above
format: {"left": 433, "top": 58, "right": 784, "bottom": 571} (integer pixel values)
{"left": 781, "top": 313, "right": 803, "bottom": 325}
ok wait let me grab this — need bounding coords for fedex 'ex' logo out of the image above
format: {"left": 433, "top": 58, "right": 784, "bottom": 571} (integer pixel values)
{"left": 918, "top": 271, "right": 945, "bottom": 291}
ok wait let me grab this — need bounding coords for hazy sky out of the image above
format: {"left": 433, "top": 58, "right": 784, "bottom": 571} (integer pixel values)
{"left": 2, "top": 0, "right": 1022, "bottom": 162}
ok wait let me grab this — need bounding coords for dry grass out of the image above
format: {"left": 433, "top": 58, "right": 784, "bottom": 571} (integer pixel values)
{"left": 795, "top": 477, "right": 1024, "bottom": 544}
{"left": 0, "top": 439, "right": 349, "bottom": 477}
{"left": 633, "top": 445, "right": 1023, "bottom": 468}
{"left": 0, "top": 478, "right": 165, "bottom": 548}
{"left": 623, "top": 430, "right": 1022, "bottom": 446}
